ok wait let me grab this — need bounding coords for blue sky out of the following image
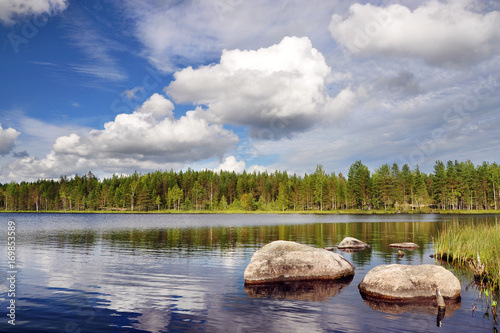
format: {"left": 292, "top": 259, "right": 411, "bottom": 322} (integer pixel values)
{"left": 0, "top": 0, "right": 499, "bottom": 182}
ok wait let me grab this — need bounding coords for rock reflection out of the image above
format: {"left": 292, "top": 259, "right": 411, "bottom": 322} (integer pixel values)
{"left": 245, "top": 276, "right": 353, "bottom": 301}
{"left": 361, "top": 293, "right": 461, "bottom": 314}
{"left": 437, "top": 307, "right": 446, "bottom": 327}
{"left": 361, "top": 293, "right": 461, "bottom": 327}
{"left": 338, "top": 248, "right": 367, "bottom": 254}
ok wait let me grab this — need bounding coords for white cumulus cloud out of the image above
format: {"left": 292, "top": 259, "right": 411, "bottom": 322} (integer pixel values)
{"left": 0, "top": 124, "right": 20, "bottom": 155}
{"left": 53, "top": 93, "right": 238, "bottom": 162}
{"left": 329, "top": 1, "right": 500, "bottom": 67}
{"left": 135, "top": 93, "right": 174, "bottom": 119}
{"left": 167, "top": 36, "right": 356, "bottom": 139}
{"left": 7, "top": 94, "right": 239, "bottom": 180}
{"left": 215, "top": 156, "right": 246, "bottom": 173}
{"left": 247, "top": 164, "right": 272, "bottom": 174}
{"left": 124, "top": 0, "right": 337, "bottom": 72}
{"left": 0, "top": 0, "right": 68, "bottom": 25}
{"left": 214, "top": 156, "right": 270, "bottom": 174}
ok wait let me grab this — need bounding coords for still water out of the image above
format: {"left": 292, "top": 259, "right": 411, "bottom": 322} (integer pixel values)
{"left": 0, "top": 213, "right": 499, "bottom": 332}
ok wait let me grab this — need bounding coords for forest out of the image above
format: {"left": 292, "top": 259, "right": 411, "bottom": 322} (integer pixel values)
{"left": 0, "top": 160, "right": 499, "bottom": 212}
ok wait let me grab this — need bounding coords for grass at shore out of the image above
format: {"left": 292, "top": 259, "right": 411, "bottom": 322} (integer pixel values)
{"left": 434, "top": 223, "right": 500, "bottom": 289}
{"left": 433, "top": 209, "right": 500, "bottom": 214}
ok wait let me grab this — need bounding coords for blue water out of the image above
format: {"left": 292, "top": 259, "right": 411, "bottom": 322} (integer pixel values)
{"left": 0, "top": 213, "right": 498, "bottom": 332}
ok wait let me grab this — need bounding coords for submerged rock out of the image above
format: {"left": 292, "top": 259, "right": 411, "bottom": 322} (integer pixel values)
{"left": 245, "top": 276, "right": 353, "bottom": 301}
{"left": 388, "top": 242, "right": 419, "bottom": 249}
{"left": 358, "top": 264, "right": 461, "bottom": 301}
{"left": 337, "top": 237, "right": 370, "bottom": 251}
{"left": 244, "top": 240, "right": 355, "bottom": 285}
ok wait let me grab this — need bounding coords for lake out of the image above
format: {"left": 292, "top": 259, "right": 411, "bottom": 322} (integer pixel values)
{"left": 1, "top": 213, "right": 499, "bottom": 332}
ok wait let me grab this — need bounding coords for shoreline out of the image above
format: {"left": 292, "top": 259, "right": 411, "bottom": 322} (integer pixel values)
{"left": 2, "top": 209, "right": 500, "bottom": 215}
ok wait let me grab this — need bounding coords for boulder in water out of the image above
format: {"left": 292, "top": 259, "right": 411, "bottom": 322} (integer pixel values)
{"left": 244, "top": 240, "right": 355, "bottom": 285}
{"left": 358, "top": 264, "right": 461, "bottom": 301}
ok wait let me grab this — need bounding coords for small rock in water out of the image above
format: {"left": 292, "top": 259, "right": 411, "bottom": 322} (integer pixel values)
{"left": 388, "top": 242, "right": 419, "bottom": 249}
{"left": 337, "top": 237, "right": 370, "bottom": 251}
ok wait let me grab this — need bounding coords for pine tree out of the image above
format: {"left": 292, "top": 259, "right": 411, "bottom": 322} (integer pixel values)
{"left": 313, "top": 165, "right": 326, "bottom": 211}
{"left": 373, "top": 164, "right": 391, "bottom": 210}
{"left": 413, "top": 165, "right": 428, "bottom": 211}
{"left": 433, "top": 161, "right": 447, "bottom": 210}
{"left": 347, "top": 161, "right": 371, "bottom": 209}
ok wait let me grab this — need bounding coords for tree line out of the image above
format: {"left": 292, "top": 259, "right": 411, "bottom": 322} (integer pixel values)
{"left": 1, "top": 160, "right": 499, "bottom": 212}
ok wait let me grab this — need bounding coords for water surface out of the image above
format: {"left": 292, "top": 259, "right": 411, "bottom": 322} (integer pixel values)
{"left": 1, "top": 213, "right": 499, "bottom": 332}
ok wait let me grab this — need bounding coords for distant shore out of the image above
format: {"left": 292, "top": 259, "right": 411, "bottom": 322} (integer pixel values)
{"left": 2, "top": 209, "right": 500, "bottom": 215}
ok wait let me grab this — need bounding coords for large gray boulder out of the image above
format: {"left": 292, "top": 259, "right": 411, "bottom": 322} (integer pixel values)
{"left": 244, "top": 240, "right": 355, "bottom": 285}
{"left": 358, "top": 264, "right": 461, "bottom": 301}
{"left": 337, "top": 237, "right": 370, "bottom": 250}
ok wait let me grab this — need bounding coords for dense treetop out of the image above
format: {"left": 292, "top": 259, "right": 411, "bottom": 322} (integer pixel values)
{"left": 1, "top": 160, "right": 499, "bottom": 212}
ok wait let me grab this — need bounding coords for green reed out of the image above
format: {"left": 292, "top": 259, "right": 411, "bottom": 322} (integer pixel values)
{"left": 434, "top": 223, "right": 500, "bottom": 289}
